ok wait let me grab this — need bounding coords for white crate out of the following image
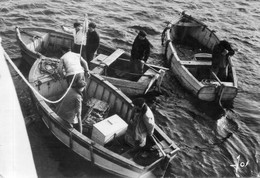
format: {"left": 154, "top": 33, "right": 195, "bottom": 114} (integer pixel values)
{"left": 91, "top": 114, "right": 128, "bottom": 146}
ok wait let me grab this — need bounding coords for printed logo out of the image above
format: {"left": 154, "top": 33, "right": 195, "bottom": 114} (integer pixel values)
{"left": 230, "top": 155, "right": 249, "bottom": 176}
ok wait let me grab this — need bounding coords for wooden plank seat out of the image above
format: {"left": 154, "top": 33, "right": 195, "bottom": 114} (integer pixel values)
{"left": 180, "top": 53, "right": 212, "bottom": 66}
{"left": 180, "top": 60, "right": 212, "bottom": 66}
{"left": 91, "top": 66, "right": 105, "bottom": 74}
{"left": 194, "top": 53, "right": 212, "bottom": 60}
{"left": 91, "top": 54, "right": 108, "bottom": 66}
{"left": 102, "top": 49, "right": 125, "bottom": 66}
{"left": 211, "top": 81, "right": 234, "bottom": 87}
{"left": 137, "top": 69, "right": 157, "bottom": 83}
{"left": 91, "top": 49, "right": 125, "bottom": 74}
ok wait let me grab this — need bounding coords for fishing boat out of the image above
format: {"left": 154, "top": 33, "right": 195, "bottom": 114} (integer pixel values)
{"left": 161, "top": 12, "right": 238, "bottom": 102}
{"left": 28, "top": 56, "right": 179, "bottom": 178}
{"left": 16, "top": 26, "right": 166, "bottom": 97}
{"left": 0, "top": 37, "right": 37, "bottom": 177}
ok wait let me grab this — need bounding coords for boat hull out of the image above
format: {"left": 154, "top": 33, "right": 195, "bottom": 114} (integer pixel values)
{"left": 16, "top": 27, "right": 164, "bottom": 97}
{"left": 28, "top": 57, "right": 179, "bottom": 178}
{"left": 161, "top": 12, "right": 238, "bottom": 101}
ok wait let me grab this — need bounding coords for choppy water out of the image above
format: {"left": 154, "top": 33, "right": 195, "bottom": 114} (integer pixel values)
{"left": 1, "top": 0, "right": 260, "bottom": 177}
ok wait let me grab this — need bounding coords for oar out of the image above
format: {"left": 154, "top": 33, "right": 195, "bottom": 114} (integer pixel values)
{"left": 141, "top": 60, "right": 169, "bottom": 73}
{"left": 210, "top": 70, "right": 222, "bottom": 85}
{"left": 151, "top": 135, "right": 174, "bottom": 178}
{"left": 151, "top": 135, "right": 166, "bottom": 157}
{"left": 146, "top": 63, "right": 169, "bottom": 71}
{"left": 144, "top": 76, "right": 157, "bottom": 94}
{"left": 109, "top": 67, "right": 155, "bottom": 77}
{"left": 210, "top": 70, "right": 225, "bottom": 109}
{"left": 141, "top": 61, "right": 167, "bottom": 94}
{"left": 79, "top": 14, "right": 88, "bottom": 57}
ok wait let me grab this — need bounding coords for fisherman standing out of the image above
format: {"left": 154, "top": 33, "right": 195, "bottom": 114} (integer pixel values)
{"left": 125, "top": 98, "right": 155, "bottom": 150}
{"left": 58, "top": 47, "right": 90, "bottom": 87}
{"left": 61, "top": 14, "right": 89, "bottom": 60}
{"left": 56, "top": 80, "right": 87, "bottom": 133}
{"left": 211, "top": 40, "right": 235, "bottom": 81}
{"left": 85, "top": 22, "right": 100, "bottom": 62}
{"left": 131, "top": 30, "right": 151, "bottom": 74}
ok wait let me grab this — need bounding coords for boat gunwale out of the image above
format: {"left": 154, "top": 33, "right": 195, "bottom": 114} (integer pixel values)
{"left": 17, "top": 26, "right": 164, "bottom": 96}
{"left": 163, "top": 13, "right": 238, "bottom": 101}
{"left": 28, "top": 58, "right": 179, "bottom": 177}
{"left": 30, "top": 73, "right": 148, "bottom": 172}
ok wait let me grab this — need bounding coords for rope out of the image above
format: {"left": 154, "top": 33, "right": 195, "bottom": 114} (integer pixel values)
{"left": 4, "top": 50, "right": 76, "bottom": 104}
{"left": 201, "top": 79, "right": 218, "bottom": 86}
{"left": 1, "top": 36, "right": 77, "bottom": 104}
{"left": 7, "top": 14, "right": 88, "bottom": 104}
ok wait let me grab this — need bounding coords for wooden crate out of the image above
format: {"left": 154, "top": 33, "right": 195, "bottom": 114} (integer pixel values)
{"left": 91, "top": 114, "right": 128, "bottom": 146}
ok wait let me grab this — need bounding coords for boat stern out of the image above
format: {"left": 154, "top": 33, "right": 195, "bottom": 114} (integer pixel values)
{"left": 198, "top": 83, "right": 238, "bottom": 102}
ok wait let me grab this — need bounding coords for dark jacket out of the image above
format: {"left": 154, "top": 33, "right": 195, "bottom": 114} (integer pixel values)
{"left": 56, "top": 88, "right": 82, "bottom": 124}
{"left": 212, "top": 41, "right": 235, "bottom": 68}
{"left": 86, "top": 30, "right": 100, "bottom": 53}
{"left": 131, "top": 36, "right": 150, "bottom": 62}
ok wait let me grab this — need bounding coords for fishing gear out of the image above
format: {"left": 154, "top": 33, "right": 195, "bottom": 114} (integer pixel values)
{"left": 39, "top": 58, "right": 61, "bottom": 81}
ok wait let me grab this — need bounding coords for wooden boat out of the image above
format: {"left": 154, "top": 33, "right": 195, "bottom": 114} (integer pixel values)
{"left": 0, "top": 37, "right": 37, "bottom": 177}
{"left": 28, "top": 56, "right": 179, "bottom": 178}
{"left": 161, "top": 12, "right": 238, "bottom": 102}
{"left": 16, "top": 27, "right": 166, "bottom": 97}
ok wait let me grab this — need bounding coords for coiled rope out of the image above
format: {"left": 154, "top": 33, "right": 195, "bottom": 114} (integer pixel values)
{"left": 1, "top": 16, "right": 88, "bottom": 104}
{"left": 3, "top": 50, "right": 76, "bottom": 104}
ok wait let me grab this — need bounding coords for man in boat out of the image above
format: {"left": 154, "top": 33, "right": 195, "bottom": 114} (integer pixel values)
{"left": 85, "top": 22, "right": 100, "bottom": 62}
{"left": 61, "top": 14, "right": 88, "bottom": 60}
{"left": 125, "top": 98, "right": 155, "bottom": 150}
{"left": 131, "top": 30, "right": 151, "bottom": 74}
{"left": 56, "top": 80, "right": 87, "bottom": 133}
{"left": 211, "top": 40, "right": 235, "bottom": 81}
{"left": 58, "top": 47, "right": 90, "bottom": 87}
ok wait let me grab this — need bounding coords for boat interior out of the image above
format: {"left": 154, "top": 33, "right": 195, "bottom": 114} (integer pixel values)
{"left": 32, "top": 57, "right": 167, "bottom": 166}
{"left": 46, "top": 86, "right": 165, "bottom": 166}
{"left": 20, "top": 28, "right": 155, "bottom": 83}
{"left": 90, "top": 52, "right": 156, "bottom": 82}
{"left": 169, "top": 21, "right": 234, "bottom": 83}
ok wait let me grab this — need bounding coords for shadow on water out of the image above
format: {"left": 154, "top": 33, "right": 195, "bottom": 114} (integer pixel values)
{"left": 16, "top": 57, "right": 31, "bottom": 76}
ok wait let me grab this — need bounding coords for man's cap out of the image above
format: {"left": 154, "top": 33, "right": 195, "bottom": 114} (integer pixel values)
{"left": 76, "top": 80, "right": 87, "bottom": 89}
{"left": 88, "top": 22, "right": 96, "bottom": 28}
{"left": 138, "top": 30, "right": 147, "bottom": 37}
{"left": 219, "top": 40, "right": 230, "bottom": 49}
{"left": 132, "top": 98, "right": 145, "bottom": 108}
{"left": 60, "top": 46, "right": 70, "bottom": 52}
{"left": 74, "top": 22, "right": 81, "bottom": 28}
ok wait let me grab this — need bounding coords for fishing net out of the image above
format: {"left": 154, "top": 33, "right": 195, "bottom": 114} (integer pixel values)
{"left": 82, "top": 98, "right": 110, "bottom": 137}
{"left": 133, "top": 148, "right": 160, "bottom": 166}
{"left": 39, "top": 57, "right": 61, "bottom": 81}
